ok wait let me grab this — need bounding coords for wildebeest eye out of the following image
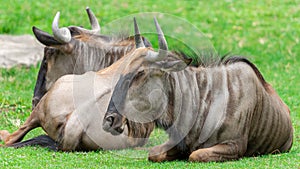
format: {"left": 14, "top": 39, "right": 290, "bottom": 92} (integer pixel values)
{"left": 133, "top": 71, "right": 145, "bottom": 81}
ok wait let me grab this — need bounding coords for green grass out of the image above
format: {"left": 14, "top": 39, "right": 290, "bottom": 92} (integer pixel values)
{"left": 1, "top": 0, "right": 299, "bottom": 168}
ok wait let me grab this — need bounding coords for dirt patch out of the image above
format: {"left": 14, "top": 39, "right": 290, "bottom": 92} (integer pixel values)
{"left": 0, "top": 35, "right": 44, "bottom": 68}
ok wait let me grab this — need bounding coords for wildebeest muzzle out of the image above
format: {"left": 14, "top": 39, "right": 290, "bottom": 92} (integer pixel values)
{"left": 103, "top": 111, "right": 127, "bottom": 136}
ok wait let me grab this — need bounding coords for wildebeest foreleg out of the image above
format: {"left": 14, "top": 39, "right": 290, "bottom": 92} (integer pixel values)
{"left": 189, "top": 141, "right": 244, "bottom": 162}
{"left": 148, "top": 141, "right": 185, "bottom": 162}
{"left": 0, "top": 108, "right": 40, "bottom": 146}
{"left": 60, "top": 113, "right": 84, "bottom": 151}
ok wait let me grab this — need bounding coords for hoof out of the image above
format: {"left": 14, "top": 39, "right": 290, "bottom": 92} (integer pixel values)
{"left": 0, "top": 130, "right": 10, "bottom": 142}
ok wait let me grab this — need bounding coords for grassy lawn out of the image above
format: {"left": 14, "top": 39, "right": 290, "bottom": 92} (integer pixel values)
{"left": 0, "top": 0, "right": 299, "bottom": 168}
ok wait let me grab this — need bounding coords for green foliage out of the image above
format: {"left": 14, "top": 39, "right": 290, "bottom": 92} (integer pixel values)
{"left": 0, "top": 0, "right": 299, "bottom": 168}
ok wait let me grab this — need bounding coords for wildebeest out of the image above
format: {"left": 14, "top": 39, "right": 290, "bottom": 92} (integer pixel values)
{"left": 32, "top": 7, "right": 151, "bottom": 109}
{"left": 0, "top": 59, "right": 154, "bottom": 150}
{"left": 102, "top": 18, "right": 293, "bottom": 162}
{"left": 0, "top": 9, "right": 154, "bottom": 151}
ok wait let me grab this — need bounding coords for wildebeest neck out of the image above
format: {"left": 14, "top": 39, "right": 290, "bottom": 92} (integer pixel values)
{"left": 32, "top": 52, "right": 47, "bottom": 109}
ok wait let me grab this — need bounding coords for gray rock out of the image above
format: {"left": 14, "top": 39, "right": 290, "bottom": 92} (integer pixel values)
{"left": 0, "top": 35, "right": 44, "bottom": 68}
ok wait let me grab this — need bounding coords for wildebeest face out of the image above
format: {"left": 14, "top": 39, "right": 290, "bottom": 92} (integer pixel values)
{"left": 103, "top": 67, "right": 170, "bottom": 136}
{"left": 31, "top": 8, "right": 152, "bottom": 109}
{"left": 32, "top": 26, "right": 119, "bottom": 108}
{"left": 31, "top": 8, "right": 101, "bottom": 109}
{"left": 102, "top": 17, "right": 190, "bottom": 135}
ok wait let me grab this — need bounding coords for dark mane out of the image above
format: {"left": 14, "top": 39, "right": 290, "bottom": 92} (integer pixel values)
{"left": 71, "top": 30, "right": 130, "bottom": 44}
{"left": 70, "top": 28, "right": 153, "bottom": 48}
{"left": 222, "top": 56, "right": 269, "bottom": 89}
{"left": 174, "top": 49, "right": 222, "bottom": 67}
{"left": 176, "top": 49, "right": 269, "bottom": 90}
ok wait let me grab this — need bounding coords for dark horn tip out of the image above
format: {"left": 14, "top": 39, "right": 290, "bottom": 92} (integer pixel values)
{"left": 133, "top": 17, "right": 145, "bottom": 48}
{"left": 133, "top": 17, "right": 138, "bottom": 31}
{"left": 133, "top": 17, "right": 140, "bottom": 35}
{"left": 133, "top": 17, "right": 137, "bottom": 26}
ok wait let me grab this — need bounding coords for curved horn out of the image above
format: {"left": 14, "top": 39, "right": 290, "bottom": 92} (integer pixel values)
{"left": 52, "top": 12, "right": 71, "bottom": 43}
{"left": 68, "top": 7, "right": 101, "bottom": 35}
{"left": 85, "top": 7, "right": 101, "bottom": 34}
{"left": 154, "top": 17, "right": 168, "bottom": 51}
{"left": 133, "top": 17, "right": 145, "bottom": 48}
{"left": 145, "top": 17, "right": 168, "bottom": 62}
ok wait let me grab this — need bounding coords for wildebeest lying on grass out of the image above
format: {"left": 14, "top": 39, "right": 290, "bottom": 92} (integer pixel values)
{"left": 32, "top": 7, "right": 151, "bottom": 109}
{"left": 0, "top": 46, "right": 155, "bottom": 151}
{"left": 102, "top": 18, "right": 293, "bottom": 162}
{"left": 0, "top": 8, "right": 154, "bottom": 151}
{"left": 0, "top": 60, "right": 154, "bottom": 150}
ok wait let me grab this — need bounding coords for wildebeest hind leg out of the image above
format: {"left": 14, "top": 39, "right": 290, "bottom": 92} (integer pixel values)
{"left": 189, "top": 141, "right": 244, "bottom": 162}
{"left": 0, "top": 108, "right": 40, "bottom": 146}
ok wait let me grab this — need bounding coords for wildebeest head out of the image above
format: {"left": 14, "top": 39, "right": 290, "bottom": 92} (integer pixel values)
{"left": 102, "top": 17, "right": 191, "bottom": 135}
{"left": 32, "top": 8, "right": 151, "bottom": 109}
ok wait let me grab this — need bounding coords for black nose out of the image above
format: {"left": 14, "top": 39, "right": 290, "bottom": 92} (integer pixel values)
{"left": 102, "top": 115, "right": 115, "bottom": 131}
{"left": 105, "top": 115, "right": 114, "bottom": 127}
{"left": 102, "top": 112, "right": 125, "bottom": 135}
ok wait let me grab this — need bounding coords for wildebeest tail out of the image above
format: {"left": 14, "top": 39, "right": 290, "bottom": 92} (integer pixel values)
{"left": 8, "top": 135, "right": 59, "bottom": 151}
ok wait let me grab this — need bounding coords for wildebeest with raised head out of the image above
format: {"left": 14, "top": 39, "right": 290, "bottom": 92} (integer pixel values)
{"left": 102, "top": 18, "right": 293, "bottom": 162}
{"left": 32, "top": 7, "right": 151, "bottom": 109}
{"left": 0, "top": 9, "right": 153, "bottom": 151}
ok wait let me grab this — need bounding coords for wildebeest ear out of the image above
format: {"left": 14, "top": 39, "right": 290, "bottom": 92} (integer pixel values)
{"left": 33, "top": 26, "right": 74, "bottom": 53}
{"left": 32, "top": 26, "right": 64, "bottom": 46}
